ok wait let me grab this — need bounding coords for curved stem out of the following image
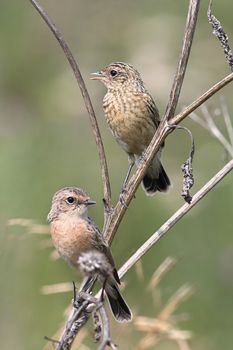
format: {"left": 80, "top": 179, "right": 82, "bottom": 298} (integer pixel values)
{"left": 29, "top": 0, "right": 112, "bottom": 213}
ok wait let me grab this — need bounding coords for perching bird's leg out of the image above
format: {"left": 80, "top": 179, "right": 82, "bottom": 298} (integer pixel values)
{"left": 79, "top": 276, "right": 97, "bottom": 298}
{"left": 120, "top": 155, "right": 135, "bottom": 207}
{"left": 122, "top": 155, "right": 135, "bottom": 190}
{"left": 100, "top": 277, "right": 108, "bottom": 302}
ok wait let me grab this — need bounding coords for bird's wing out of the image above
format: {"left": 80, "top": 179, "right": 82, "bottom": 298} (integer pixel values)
{"left": 87, "top": 218, "right": 121, "bottom": 285}
{"left": 143, "top": 92, "right": 160, "bottom": 128}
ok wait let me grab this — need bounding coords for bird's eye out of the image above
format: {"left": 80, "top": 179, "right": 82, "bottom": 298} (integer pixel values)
{"left": 66, "top": 197, "right": 75, "bottom": 204}
{"left": 110, "top": 69, "right": 118, "bottom": 77}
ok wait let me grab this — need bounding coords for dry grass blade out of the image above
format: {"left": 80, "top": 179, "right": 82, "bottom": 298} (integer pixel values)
{"left": 135, "top": 260, "right": 144, "bottom": 282}
{"left": 41, "top": 282, "right": 74, "bottom": 295}
{"left": 8, "top": 218, "right": 49, "bottom": 234}
{"left": 148, "top": 257, "right": 177, "bottom": 291}
{"left": 158, "top": 284, "right": 193, "bottom": 322}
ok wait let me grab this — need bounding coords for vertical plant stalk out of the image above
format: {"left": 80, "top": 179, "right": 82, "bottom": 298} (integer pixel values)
{"left": 164, "top": 0, "right": 200, "bottom": 121}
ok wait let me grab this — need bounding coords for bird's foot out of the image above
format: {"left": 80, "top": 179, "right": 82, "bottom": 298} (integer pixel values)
{"left": 119, "top": 189, "right": 128, "bottom": 208}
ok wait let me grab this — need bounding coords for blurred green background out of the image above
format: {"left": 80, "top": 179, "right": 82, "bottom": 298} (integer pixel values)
{"left": 1, "top": 0, "right": 233, "bottom": 349}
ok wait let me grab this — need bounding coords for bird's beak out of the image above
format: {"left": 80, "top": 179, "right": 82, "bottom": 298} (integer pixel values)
{"left": 90, "top": 71, "right": 104, "bottom": 80}
{"left": 85, "top": 198, "right": 96, "bottom": 206}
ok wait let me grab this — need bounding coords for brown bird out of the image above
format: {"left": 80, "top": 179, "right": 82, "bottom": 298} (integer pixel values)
{"left": 48, "top": 187, "right": 132, "bottom": 322}
{"left": 91, "top": 62, "right": 170, "bottom": 195}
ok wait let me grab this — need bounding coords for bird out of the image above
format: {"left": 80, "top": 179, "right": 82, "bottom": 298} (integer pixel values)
{"left": 91, "top": 61, "right": 171, "bottom": 195}
{"left": 47, "top": 186, "right": 132, "bottom": 322}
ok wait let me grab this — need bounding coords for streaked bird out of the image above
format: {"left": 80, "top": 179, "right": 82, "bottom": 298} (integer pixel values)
{"left": 91, "top": 62, "right": 171, "bottom": 195}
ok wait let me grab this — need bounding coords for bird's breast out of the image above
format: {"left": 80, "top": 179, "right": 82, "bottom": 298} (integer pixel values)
{"left": 50, "top": 219, "right": 92, "bottom": 268}
{"left": 103, "top": 91, "right": 156, "bottom": 155}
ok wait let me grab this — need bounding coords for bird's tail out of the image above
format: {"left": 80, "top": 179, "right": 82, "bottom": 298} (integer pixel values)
{"left": 142, "top": 154, "right": 171, "bottom": 195}
{"left": 105, "top": 281, "right": 132, "bottom": 322}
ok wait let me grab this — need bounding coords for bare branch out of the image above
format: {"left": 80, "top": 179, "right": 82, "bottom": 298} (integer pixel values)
{"left": 171, "top": 72, "right": 233, "bottom": 125}
{"left": 29, "top": 0, "right": 112, "bottom": 213}
{"left": 56, "top": 300, "right": 90, "bottom": 350}
{"left": 164, "top": 0, "right": 200, "bottom": 120}
{"left": 118, "top": 159, "right": 233, "bottom": 279}
{"left": 97, "top": 306, "right": 117, "bottom": 350}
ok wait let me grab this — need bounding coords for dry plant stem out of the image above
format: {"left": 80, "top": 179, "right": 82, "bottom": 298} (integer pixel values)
{"left": 97, "top": 306, "right": 116, "bottom": 350}
{"left": 105, "top": 71, "right": 233, "bottom": 243}
{"left": 118, "top": 159, "right": 233, "bottom": 279}
{"left": 172, "top": 72, "right": 233, "bottom": 125}
{"left": 55, "top": 301, "right": 90, "bottom": 350}
{"left": 164, "top": 0, "right": 200, "bottom": 121}
{"left": 29, "top": 0, "right": 111, "bottom": 213}
{"left": 55, "top": 293, "right": 114, "bottom": 350}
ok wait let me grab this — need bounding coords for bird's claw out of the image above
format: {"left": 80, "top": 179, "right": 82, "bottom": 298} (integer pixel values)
{"left": 119, "top": 192, "right": 128, "bottom": 208}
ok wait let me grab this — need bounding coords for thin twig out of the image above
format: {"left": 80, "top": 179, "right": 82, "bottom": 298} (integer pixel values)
{"left": 29, "top": 0, "right": 112, "bottom": 214}
{"left": 164, "top": 0, "right": 200, "bottom": 121}
{"left": 97, "top": 306, "right": 117, "bottom": 350}
{"left": 171, "top": 73, "right": 233, "bottom": 125}
{"left": 118, "top": 159, "right": 233, "bottom": 279}
{"left": 55, "top": 300, "right": 90, "bottom": 350}
{"left": 44, "top": 336, "right": 60, "bottom": 345}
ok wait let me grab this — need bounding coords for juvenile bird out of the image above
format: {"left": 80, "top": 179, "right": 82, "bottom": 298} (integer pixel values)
{"left": 91, "top": 62, "right": 170, "bottom": 195}
{"left": 48, "top": 187, "right": 132, "bottom": 322}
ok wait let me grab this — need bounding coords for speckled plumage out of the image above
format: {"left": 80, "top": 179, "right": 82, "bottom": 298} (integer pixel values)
{"left": 92, "top": 62, "right": 171, "bottom": 194}
{"left": 48, "top": 187, "right": 132, "bottom": 322}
